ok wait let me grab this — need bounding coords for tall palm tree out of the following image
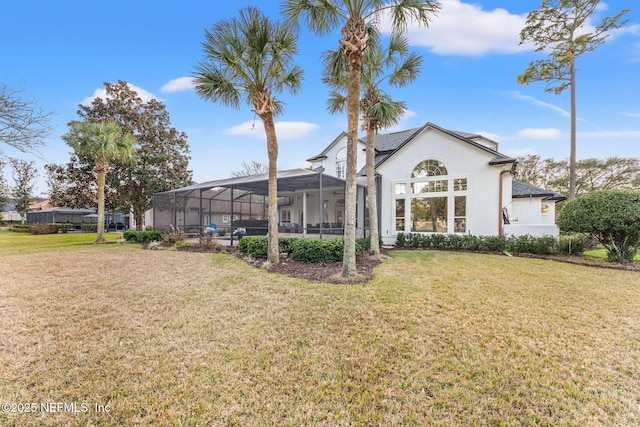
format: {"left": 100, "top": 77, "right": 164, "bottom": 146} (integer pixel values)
{"left": 193, "top": 6, "right": 303, "bottom": 265}
{"left": 284, "top": 0, "right": 439, "bottom": 277}
{"left": 324, "top": 33, "right": 423, "bottom": 255}
{"left": 63, "top": 119, "right": 136, "bottom": 243}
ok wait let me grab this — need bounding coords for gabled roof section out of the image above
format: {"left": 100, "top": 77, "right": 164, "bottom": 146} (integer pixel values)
{"left": 373, "top": 122, "right": 515, "bottom": 170}
{"left": 512, "top": 181, "right": 567, "bottom": 201}
{"left": 306, "top": 132, "right": 351, "bottom": 162}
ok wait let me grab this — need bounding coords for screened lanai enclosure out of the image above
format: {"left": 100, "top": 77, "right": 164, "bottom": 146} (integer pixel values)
{"left": 26, "top": 207, "right": 131, "bottom": 230}
{"left": 153, "top": 168, "right": 368, "bottom": 241}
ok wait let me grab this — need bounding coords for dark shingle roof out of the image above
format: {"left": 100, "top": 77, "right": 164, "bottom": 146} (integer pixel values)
{"left": 512, "top": 181, "right": 567, "bottom": 201}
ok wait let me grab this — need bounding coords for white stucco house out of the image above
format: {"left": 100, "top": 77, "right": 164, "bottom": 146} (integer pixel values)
{"left": 154, "top": 121, "right": 565, "bottom": 244}
{"left": 305, "top": 121, "right": 565, "bottom": 245}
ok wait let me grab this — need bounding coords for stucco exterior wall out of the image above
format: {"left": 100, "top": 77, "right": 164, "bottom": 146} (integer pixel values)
{"left": 375, "top": 127, "right": 512, "bottom": 244}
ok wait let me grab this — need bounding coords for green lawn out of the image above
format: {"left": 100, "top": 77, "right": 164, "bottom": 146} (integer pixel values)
{"left": 585, "top": 246, "right": 640, "bottom": 261}
{"left": 0, "top": 228, "right": 122, "bottom": 256}
{"left": 0, "top": 234, "right": 638, "bottom": 426}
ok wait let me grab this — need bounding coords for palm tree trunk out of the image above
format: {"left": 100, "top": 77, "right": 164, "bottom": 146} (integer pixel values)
{"left": 366, "top": 127, "right": 379, "bottom": 255}
{"left": 96, "top": 166, "right": 107, "bottom": 243}
{"left": 569, "top": 58, "right": 577, "bottom": 200}
{"left": 342, "top": 54, "right": 361, "bottom": 278}
{"left": 262, "top": 112, "right": 280, "bottom": 264}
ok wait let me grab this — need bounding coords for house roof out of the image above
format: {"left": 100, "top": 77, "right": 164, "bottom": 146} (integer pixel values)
{"left": 28, "top": 207, "right": 97, "bottom": 214}
{"left": 306, "top": 132, "right": 351, "bottom": 162}
{"left": 512, "top": 181, "right": 567, "bottom": 201}
{"left": 352, "top": 122, "right": 516, "bottom": 176}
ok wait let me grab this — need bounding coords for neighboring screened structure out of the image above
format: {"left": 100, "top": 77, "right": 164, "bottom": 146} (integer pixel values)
{"left": 26, "top": 208, "right": 96, "bottom": 226}
{"left": 26, "top": 207, "right": 131, "bottom": 230}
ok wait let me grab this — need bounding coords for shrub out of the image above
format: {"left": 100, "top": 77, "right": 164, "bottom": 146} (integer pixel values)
{"left": 55, "top": 223, "right": 74, "bottom": 233}
{"left": 81, "top": 224, "right": 98, "bottom": 233}
{"left": 394, "top": 232, "right": 563, "bottom": 255}
{"left": 9, "top": 224, "right": 31, "bottom": 233}
{"left": 30, "top": 223, "right": 58, "bottom": 235}
{"left": 558, "top": 234, "right": 588, "bottom": 255}
{"left": 245, "top": 236, "right": 268, "bottom": 259}
{"left": 507, "top": 234, "right": 558, "bottom": 255}
{"left": 161, "top": 228, "right": 185, "bottom": 247}
{"left": 123, "top": 229, "right": 163, "bottom": 243}
{"left": 558, "top": 190, "right": 640, "bottom": 263}
{"left": 290, "top": 238, "right": 344, "bottom": 263}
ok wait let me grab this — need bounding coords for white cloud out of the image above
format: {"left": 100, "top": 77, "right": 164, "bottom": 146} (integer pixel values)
{"left": 80, "top": 83, "right": 158, "bottom": 106}
{"left": 508, "top": 91, "right": 571, "bottom": 118}
{"left": 380, "top": 0, "right": 528, "bottom": 56}
{"left": 161, "top": 77, "right": 195, "bottom": 93}
{"left": 518, "top": 128, "right": 563, "bottom": 139}
{"left": 620, "top": 112, "right": 640, "bottom": 118}
{"left": 224, "top": 120, "right": 320, "bottom": 141}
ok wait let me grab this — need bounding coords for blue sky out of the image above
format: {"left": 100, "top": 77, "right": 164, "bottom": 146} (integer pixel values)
{"left": 2, "top": 0, "right": 639, "bottom": 196}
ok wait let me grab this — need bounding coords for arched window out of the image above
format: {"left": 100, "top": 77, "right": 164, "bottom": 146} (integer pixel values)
{"left": 411, "top": 160, "right": 448, "bottom": 178}
{"left": 335, "top": 148, "right": 346, "bottom": 179}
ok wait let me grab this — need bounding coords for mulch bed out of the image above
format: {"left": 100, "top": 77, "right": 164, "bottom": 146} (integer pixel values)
{"left": 177, "top": 243, "right": 638, "bottom": 283}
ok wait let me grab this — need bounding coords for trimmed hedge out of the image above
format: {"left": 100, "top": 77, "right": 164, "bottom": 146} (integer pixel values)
{"left": 123, "top": 229, "right": 163, "bottom": 243}
{"left": 81, "top": 224, "right": 98, "bottom": 233}
{"left": 238, "top": 236, "right": 371, "bottom": 263}
{"left": 8, "top": 224, "right": 31, "bottom": 233}
{"left": 395, "top": 232, "right": 585, "bottom": 256}
{"left": 55, "top": 223, "right": 75, "bottom": 233}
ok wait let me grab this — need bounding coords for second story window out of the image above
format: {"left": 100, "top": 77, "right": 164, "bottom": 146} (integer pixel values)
{"left": 335, "top": 148, "right": 346, "bottom": 179}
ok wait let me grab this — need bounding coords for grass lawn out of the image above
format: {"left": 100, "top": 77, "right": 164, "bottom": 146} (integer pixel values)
{"left": 585, "top": 247, "right": 640, "bottom": 262}
{"left": 0, "top": 235, "right": 639, "bottom": 425}
{"left": 0, "top": 228, "right": 122, "bottom": 256}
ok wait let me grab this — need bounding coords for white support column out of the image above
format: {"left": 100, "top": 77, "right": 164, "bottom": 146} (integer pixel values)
{"left": 302, "top": 191, "right": 307, "bottom": 237}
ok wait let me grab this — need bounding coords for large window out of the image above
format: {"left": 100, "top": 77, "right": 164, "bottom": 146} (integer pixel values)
{"left": 336, "top": 148, "right": 346, "bottom": 179}
{"left": 394, "top": 159, "right": 467, "bottom": 234}
{"left": 411, "top": 197, "right": 447, "bottom": 232}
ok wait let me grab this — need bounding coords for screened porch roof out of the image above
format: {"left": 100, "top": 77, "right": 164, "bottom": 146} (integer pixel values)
{"left": 156, "top": 168, "right": 354, "bottom": 197}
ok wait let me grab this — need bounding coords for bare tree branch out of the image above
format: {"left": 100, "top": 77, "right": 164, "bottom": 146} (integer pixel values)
{"left": 0, "top": 83, "right": 53, "bottom": 156}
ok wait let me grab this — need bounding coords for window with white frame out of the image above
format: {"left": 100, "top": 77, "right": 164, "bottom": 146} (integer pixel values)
{"left": 335, "top": 148, "right": 346, "bottom": 179}
{"left": 222, "top": 214, "right": 238, "bottom": 224}
{"left": 394, "top": 159, "right": 468, "bottom": 234}
{"left": 281, "top": 210, "right": 291, "bottom": 224}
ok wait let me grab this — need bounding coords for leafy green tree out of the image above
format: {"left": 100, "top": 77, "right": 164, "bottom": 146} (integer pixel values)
{"left": 9, "top": 158, "right": 38, "bottom": 223}
{"left": 517, "top": 0, "right": 629, "bottom": 200}
{"left": 45, "top": 160, "right": 103, "bottom": 210}
{"left": 323, "top": 33, "right": 422, "bottom": 255}
{"left": 76, "top": 81, "right": 193, "bottom": 230}
{"left": 0, "top": 83, "right": 52, "bottom": 157}
{"left": 63, "top": 120, "right": 136, "bottom": 242}
{"left": 558, "top": 190, "right": 640, "bottom": 262}
{"left": 193, "top": 6, "right": 303, "bottom": 265}
{"left": 284, "top": 0, "right": 439, "bottom": 277}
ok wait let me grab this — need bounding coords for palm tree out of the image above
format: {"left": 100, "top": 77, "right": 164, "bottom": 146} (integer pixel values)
{"left": 193, "top": 6, "right": 303, "bottom": 265}
{"left": 284, "top": 0, "right": 439, "bottom": 277}
{"left": 324, "top": 33, "right": 423, "bottom": 255}
{"left": 63, "top": 120, "right": 136, "bottom": 243}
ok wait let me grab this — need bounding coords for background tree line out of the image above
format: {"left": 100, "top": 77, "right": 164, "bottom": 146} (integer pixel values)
{"left": 516, "top": 154, "right": 640, "bottom": 197}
